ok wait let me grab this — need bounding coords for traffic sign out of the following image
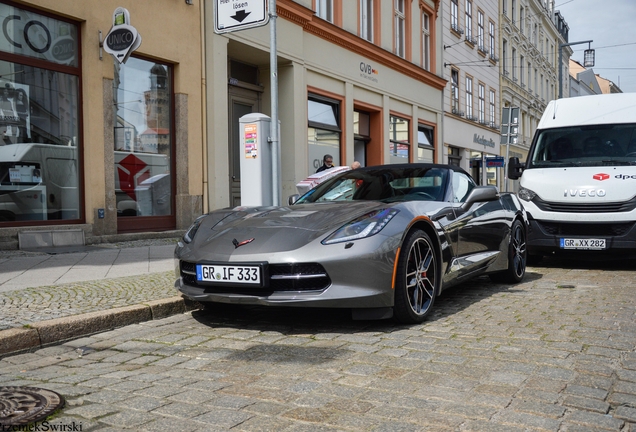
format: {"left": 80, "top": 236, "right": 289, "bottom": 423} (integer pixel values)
{"left": 215, "top": 0, "right": 269, "bottom": 34}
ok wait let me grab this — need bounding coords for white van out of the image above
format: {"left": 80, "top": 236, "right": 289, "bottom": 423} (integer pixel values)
{"left": 508, "top": 93, "right": 636, "bottom": 262}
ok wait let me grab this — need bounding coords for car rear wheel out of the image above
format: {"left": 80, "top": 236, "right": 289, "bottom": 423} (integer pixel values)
{"left": 490, "top": 219, "right": 527, "bottom": 283}
{"left": 394, "top": 229, "right": 438, "bottom": 324}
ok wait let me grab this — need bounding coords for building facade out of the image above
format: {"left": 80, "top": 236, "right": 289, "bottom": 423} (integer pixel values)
{"left": 499, "top": 0, "right": 568, "bottom": 191}
{"left": 205, "top": 0, "right": 446, "bottom": 209}
{"left": 441, "top": 0, "right": 502, "bottom": 188}
{"left": 0, "top": 0, "right": 204, "bottom": 248}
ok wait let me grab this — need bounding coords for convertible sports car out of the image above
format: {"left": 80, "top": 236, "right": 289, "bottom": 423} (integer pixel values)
{"left": 175, "top": 164, "right": 527, "bottom": 324}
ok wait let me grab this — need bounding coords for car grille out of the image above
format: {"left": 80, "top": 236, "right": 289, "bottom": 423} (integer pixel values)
{"left": 536, "top": 221, "right": 634, "bottom": 237}
{"left": 532, "top": 196, "right": 636, "bottom": 213}
{"left": 179, "top": 261, "right": 331, "bottom": 294}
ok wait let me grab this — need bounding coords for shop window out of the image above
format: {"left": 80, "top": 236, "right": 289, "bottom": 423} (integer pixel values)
{"left": 0, "top": 4, "right": 80, "bottom": 223}
{"left": 113, "top": 58, "right": 173, "bottom": 219}
{"left": 389, "top": 115, "right": 409, "bottom": 164}
{"left": 417, "top": 125, "right": 434, "bottom": 163}
{"left": 308, "top": 94, "right": 340, "bottom": 173}
{"left": 448, "top": 146, "right": 461, "bottom": 166}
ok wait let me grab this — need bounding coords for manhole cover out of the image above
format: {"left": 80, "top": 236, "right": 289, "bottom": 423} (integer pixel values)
{"left": 0, "top": 386, "right": 65, "bottom": 426}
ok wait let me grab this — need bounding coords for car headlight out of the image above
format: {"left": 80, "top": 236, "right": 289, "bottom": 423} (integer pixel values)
{"left": 322, "top": 209, "right": 399, "bottom": 245}
{"left": 183, "top": 215, "right": 205, "bottom": 243}
{"left": 518, "top": 187, "right": 537, "bottom": 202}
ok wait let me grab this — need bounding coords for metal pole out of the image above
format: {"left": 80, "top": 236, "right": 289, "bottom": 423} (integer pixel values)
{"left": 558, "top": 39, "right": 592, "bottom": 99}
{"left": 269, "top": 0, "right": 280, "bottom": 206}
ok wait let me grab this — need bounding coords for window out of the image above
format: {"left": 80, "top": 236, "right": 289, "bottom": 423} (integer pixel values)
{"left": 465, "top": 1, "right": 473, "bottom": 40}
{"left": 450, "top": 0, "right": 459, "bottom": 32}
{"left": 417, "top": 125, "right": 434, "bottom": 163}
{"left": 360, "top": 0, "right": 374, "bottom": 42}
{"left": 421, "top": 10, "right": 430, "bottom": 70}
{"left": 452, "top": 171, "right": 475, "bottom": 202}
{"left": 451, "top": 69, "right": 459, "bottom": 113}
{"left": 478, "top": 84, "right": 485, "bottom": 123}
{"left": 528, "top": 62, "right": 532, "bottom": 91}
{"left": 502, "top": 0, "right": 507, "bottom": 16}
{"left": 114, "top": 58, "right": 173, "bottom": 219}
{"left": 511, "top": 0, "right": 516, "bottom": 24}
{"left": 0, "top": 5, "right": 81, "bottom": 224}
{"left": 477, "top": 11, "right": 485, "bottom": 51}
{"left": 466, "top": 76, "right": 473, "bottom": 119}
{"left": 308, "top": 95, "right": 340, "bottom": 173}
{"left": 489, "top": 22, "right": 496, "bottom": 57}
{"left": 502, "top": 39, "right": 508, "bottom": 75}
{"left": 394, "top": 0, "right": 406, "bottom": 58}
{"left": 316, "top": 0, "right": 333, "bottom": 22}
{"left": 512, "top": 47, "right": 517, "bottom": 81}
{"left": 448, "top": 146, "right": 461, "bottom": 167}
{"left": 519, "top": 7, "right": 525, "bottom": 35}
{"left": 489, "top": 90, "right": 496, "bottom": 125}
{"left": 389, "top": 115, "right": 410, "bottom": 164}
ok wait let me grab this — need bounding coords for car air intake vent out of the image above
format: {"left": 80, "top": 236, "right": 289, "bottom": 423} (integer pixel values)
{"left": 533, "top": 196, "right": 636, "bottom": 213}
{"left": 537, "top": 221, "right": 634, "bottom": 237}
{"left": 269, "top": 263, "right": 331, "bottom": 291}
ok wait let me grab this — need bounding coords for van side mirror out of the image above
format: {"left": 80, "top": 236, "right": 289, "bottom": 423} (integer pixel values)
{"left": 508, "top": 157, "right": 524, "bottom": 180}
{"left": 288, "top": 194, "right": 300, "bottom": 205}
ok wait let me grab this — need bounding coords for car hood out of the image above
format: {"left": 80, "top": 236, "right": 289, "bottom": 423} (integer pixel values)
{"left": 187, "top": 201, "right": 393, "bottom": 258}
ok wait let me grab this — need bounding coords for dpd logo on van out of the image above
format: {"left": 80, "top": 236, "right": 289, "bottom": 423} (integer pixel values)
{"left": 103, "top": 7, "right": 142, "bottom": 64}
{"left": 593, "top": 173, "right": 610, "bottom": 181}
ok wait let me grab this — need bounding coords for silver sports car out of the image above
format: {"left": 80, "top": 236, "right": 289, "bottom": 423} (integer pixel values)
{"left": 175, "top": 164, "right": 527, "bottom": 324}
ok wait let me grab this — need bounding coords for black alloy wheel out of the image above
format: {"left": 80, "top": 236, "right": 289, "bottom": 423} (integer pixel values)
{"left": 394, "top": 229, "right": 439, "bottom": 324}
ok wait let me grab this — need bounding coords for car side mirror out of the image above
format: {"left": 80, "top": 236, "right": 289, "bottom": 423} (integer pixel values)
{"left": 288, "top": 194, "right": 300, "bottom": 205}
{"left": 508, "top": 157, "right": 524, "bottom": 180}
{"left": 459, "top": 186, "right": 499, "bottom": 212}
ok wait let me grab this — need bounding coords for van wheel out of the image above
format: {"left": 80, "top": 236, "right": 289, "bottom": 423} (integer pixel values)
{"left": 490, "top": 220, "right": 527, "bottom": 283}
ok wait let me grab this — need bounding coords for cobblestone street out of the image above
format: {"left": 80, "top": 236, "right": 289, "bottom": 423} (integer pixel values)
{"left": 1, "top": 257, "right": 636, "bottom": 431}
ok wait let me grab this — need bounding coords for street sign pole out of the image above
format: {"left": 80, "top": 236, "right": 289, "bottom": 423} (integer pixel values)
{"left": 269, "top": 0, "right": 280, "bottom": 206}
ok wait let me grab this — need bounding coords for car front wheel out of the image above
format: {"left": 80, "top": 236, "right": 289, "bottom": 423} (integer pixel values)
{"left": 394, "top": 229, "right": 439, "bottom": 324}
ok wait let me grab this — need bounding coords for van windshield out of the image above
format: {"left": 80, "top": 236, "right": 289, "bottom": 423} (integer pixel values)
{"left": 528, "top": 124, "right": 636, "bottom": 168}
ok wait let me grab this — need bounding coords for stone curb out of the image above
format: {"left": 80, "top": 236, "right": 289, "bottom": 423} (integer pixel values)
{"left": 0, "top": 296, "right": 199, "bottom": 358}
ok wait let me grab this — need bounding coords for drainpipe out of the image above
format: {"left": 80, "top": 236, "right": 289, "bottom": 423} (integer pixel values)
{"left": 200, "top": 0, "right": 208, "bottom": 214}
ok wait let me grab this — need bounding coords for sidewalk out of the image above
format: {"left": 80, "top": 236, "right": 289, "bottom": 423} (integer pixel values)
{"left": 0, "top": 237, "right": 198, "bottom": 357}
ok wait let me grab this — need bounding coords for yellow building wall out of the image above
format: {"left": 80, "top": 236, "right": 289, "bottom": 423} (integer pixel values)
{"left": 16, "top": 0, "right": 204, "bottom": 227}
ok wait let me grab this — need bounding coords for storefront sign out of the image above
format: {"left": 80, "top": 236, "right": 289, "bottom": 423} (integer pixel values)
{"left": 103, "top": 8, "right": 141, "bottom": 64}
{"left": 359, "top": 61, "right": 379, "bottom": 83}
{"left": 473, "top": 134, "right": 495, "bottom": 148}
{"left": 0, "top": 4, "right": 79, "bottom": 67}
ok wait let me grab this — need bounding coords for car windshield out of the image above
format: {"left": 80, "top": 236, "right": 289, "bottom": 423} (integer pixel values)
{"left": 529, "top": 124, "right": 636, "bottom": 168}
{"left": 295, "top": 166, "right": 449, "bottom": 204}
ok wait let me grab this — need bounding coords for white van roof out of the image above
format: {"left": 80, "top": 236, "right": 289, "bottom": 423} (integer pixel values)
{"left": 537, "top": 93, "right": 636, "bottom": 130}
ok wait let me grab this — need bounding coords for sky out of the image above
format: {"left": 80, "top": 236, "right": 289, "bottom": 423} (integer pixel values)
{"left": 555, "top": 0, "right": 636, "bottom": 93}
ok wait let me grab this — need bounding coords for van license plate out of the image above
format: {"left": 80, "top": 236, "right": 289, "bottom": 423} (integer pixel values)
{"left": 560, "top": 238, "right": 606, "bottom": 250}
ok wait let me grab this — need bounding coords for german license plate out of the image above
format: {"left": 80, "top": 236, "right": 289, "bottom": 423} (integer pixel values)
{"left": 560, "top": 238, "right": 606, "bottom": 250}
{"left": 196, "top": 264, "right": 261, "bottom": 284}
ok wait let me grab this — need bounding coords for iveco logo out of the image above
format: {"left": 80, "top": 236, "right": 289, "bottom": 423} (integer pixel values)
{"left": 564, "top": 189, "right": 606, "bottom": 197}
{"left": 593, "top": 173, "right": 609, "bottom": 181}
